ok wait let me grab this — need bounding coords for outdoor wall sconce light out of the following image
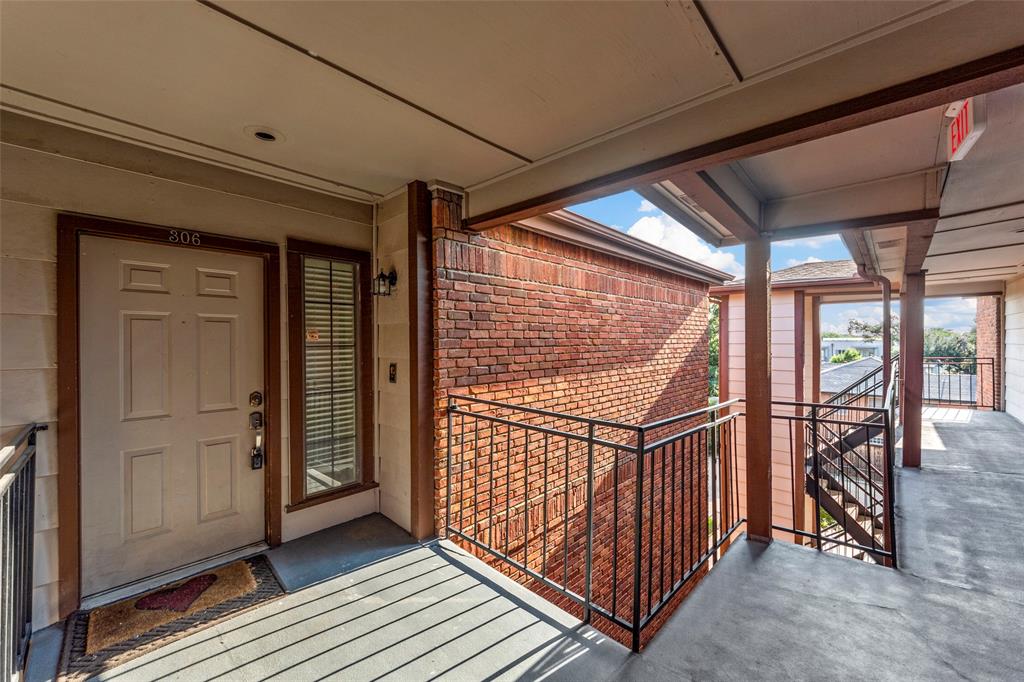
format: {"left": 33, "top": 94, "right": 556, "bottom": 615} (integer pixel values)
{"left": 373, "top": 268, "right": 398, "bottom": 296}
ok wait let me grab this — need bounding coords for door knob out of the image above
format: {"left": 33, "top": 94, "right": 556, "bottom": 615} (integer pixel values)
{"left": 249, "top": 410, "right": 264, "bottom": 470}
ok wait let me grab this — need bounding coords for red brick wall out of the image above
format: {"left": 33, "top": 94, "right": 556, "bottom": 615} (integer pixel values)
{"left": 432, "top": 219, "right": 716, "bottom": 648}
{"left": 976, "top": 296, "right": 1001, "bottom": 409}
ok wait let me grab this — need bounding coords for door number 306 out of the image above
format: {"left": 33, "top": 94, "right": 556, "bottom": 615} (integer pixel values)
{"left": 168, "top": 230, "right": 201, "bottom": 246}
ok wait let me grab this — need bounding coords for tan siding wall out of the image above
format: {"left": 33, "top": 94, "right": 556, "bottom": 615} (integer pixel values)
{"left": 375, "top": 192, "right": 412, "bottom": 531}
{"left": 0, "top": 142, "right": 378, "bottom": 628}
{"left": 726, "top": 290, "right": 801, "bottom": 534}
{"left": 1006, "top": 277, "right": 1024, "bottom": 422}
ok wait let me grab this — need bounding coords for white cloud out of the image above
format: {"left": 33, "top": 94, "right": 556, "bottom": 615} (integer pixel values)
{"left": 638, "top": 199, "right": 658, "bottom": 213}
{"left": 774, "top": 234, "right": 841, "bottom": 249}
{"left": 626, "top": 213, "right": 743, "bottom": 276}
{"left": 785, "top": 256, "right": 823, "bottom": 268}
{"left": 924, "top": 298, "right": 976, "bottom": 332}
{"left": 821, "top": 304, "right": 884, "bottom": 335}
{"left": 821, "top": 298, "right": 977, "bottom": 334}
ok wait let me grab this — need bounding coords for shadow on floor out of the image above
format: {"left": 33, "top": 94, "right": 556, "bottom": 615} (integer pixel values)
{"left": 266, "top": 513, "right": 419, "bottom": 591}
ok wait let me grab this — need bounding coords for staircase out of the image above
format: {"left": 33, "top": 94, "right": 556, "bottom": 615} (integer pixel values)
{"left": 804, "top": 359, "right": 898, "bottom": 565}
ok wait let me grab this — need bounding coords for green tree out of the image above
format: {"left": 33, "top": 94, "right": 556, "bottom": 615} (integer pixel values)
{"left": 924, "top": 327, "right": 976, "bottom": 360}
{"left": 829, "top": 348, "right": 862, "bottom": 364}
{"left": 848, "top": 318, "right": 899, "bottom": 345}
{"left": 708, "top": 303, "right": 720, "bottom": 398}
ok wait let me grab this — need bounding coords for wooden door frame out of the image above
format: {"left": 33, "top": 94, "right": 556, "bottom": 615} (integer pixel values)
{"left": 56, "top": 213, "right": 282, "bottom": 617}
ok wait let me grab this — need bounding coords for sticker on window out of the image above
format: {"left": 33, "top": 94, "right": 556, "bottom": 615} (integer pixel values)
{"left": 306, "top": 329, "right": 320, "bottom": 342}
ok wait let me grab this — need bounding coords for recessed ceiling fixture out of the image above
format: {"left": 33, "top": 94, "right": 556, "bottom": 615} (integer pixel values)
{"left": 243, "top": 125, "right": 284, "bottom": 143}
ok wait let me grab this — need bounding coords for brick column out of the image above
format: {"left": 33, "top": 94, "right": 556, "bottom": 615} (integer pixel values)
{"left": 976, "top": 296, "right": 1001, "bottom": 410}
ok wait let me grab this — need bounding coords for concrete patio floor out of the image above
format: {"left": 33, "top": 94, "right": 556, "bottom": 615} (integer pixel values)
{"left": 28, "top": 409, "right": 1024, "bottom": 680}
{"left": 616, "top": 408, "right": 1024, "bottom": 681}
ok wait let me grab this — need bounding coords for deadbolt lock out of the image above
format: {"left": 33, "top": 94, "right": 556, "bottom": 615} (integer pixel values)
{"left": 249, "top": 391, "right": 263, "bottom": 407}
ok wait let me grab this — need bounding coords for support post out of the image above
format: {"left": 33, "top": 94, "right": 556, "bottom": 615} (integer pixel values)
{"left": 744, "top": 235, "right": 773, "bottom": 542}
{"left": 881, "top": 278, "right": 892, "bottom": 388}
{"left": 811, "top": 296, "right": 821, "bottom": 402}
{"left": 901, "top": 272, "right": 925, "bottom": 468}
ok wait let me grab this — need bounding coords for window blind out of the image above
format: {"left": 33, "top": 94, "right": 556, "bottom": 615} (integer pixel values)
{"left": 302, "top": 256, "right": 358, "bottom": 494}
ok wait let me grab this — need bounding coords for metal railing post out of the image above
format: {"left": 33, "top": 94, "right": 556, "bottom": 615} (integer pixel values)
{"left": 584, "top": 423, "right": 595, "bottom": 624}
{"left": 631, "top": 428, "right": 645, "bottom": 653}
{"left": 445, "top": 397, "right": 454, "bottom": 539}
{"left": 882, "top": 408, "right": 898, "bottom": 569}
{"left": 810, "top": 406, "right": 823, "bottom": 552}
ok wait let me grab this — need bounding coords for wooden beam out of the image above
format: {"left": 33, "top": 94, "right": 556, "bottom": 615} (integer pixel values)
{"left": 408, "top": 181, "right": 435, "bottom": 540}
{"left": 669, "top": 170, "right": 761, "bottom": 242}
{"left": 882, "top": 278, "right": 892, "bottom": 388}
{"left": 718, "top": 297, "right": 729, "bottom": 401}
{"left": 811, "top": 296, "right": 821, "bottom": 403}
{"left": 904, "top": 219, "right": 939, "bottom": 274}
{"left": 465, "top": 45, "right": 1024, "bottom": 231}
{"left": 744, "top": 235, "right": 773, "bottom": 541}
{"left": 901, "top": 272, "right": 926, "bottom": 468}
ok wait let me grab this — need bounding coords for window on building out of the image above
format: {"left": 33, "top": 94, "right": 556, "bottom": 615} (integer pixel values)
{"left": 287, "top": 239, "right": 374, "bottom": 509}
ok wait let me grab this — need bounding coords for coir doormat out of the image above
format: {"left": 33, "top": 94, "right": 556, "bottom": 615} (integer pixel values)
{"left": 59, "top": 555, "right": 283, "bottom": 680}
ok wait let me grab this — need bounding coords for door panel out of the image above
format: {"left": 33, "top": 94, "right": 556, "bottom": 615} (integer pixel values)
{"left": 80, "top": 236, "right": 265, "bottom": 596}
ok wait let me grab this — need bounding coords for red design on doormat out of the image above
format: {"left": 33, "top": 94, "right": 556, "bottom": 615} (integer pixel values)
{"left": 135, "top": 574, "right": 218, "bottom": 612}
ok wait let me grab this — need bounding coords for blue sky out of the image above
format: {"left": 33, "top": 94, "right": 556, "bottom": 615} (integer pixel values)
{"left": 569, "top": 190, "right": 976, "bottom": 333}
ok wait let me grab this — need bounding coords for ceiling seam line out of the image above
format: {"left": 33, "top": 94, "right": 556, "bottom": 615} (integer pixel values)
{"left": 195, "top": 0, "right": 533, "bottom": 164}
{"left": 692, "top": 1, "right": 743, "bottom": 83}
{"left": 927, "top": 243, "right": 1024, "bottom": 258}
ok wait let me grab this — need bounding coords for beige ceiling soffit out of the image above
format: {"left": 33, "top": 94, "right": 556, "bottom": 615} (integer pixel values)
{"left": 684, "top": 1, "right": 743, "bottom": 84}
{"left": 936, "top": 200, "right": 1024, "bottom": 230}
{"left": 466, "top": 0, "right": 963, "bottom": 197}
{"left": 0, "top": 87, "right": 379, "bottom": 204}
{"left": 926, "top": 281, "right": 1006, "bottom": 297}
{"left": 664, "top": 170, "right": 761, "bottom": 242}
{"left": 515, "top": 210, "right": 733, "bottom": 285}
{"left": 0, "top": 111, "right": 374, "bottom": 224}
{"left": 464, "top": 34, "right": 1024, "bottom": 229}
{"left": 635, "top": 184, "right": 734, "bottom": 246}
{"left": 763, "top": 170, "right": 943, "bottom": 232}
{"left": 196, "top": 0, "right": 530, "bottom": 164}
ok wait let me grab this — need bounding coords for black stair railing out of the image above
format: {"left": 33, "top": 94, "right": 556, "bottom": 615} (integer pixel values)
{"left": 1, "top": 423, "right": 46, "bottom": 680}
{"left": 783, "top": 357, "right": 899, "bottom": 566}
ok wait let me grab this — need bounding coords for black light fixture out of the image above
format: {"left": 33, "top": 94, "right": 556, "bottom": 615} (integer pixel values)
{"left": 373, "top": 268, "right": 398, "bottom": 296}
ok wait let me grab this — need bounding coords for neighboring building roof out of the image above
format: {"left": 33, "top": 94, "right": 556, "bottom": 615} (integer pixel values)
{"left": 772, "top": 260, "right": 860, "bottom": 283}
{"left": 712, "top": 259, "right": 866, "bottom": 293}
{"left": 820, "top": 356, "right": 883, "bottom": 394}
{"left": 514, "top": 209, "right": 734, "bottom": 286}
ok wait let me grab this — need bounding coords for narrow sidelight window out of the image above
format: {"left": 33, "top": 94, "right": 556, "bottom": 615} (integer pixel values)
{"left": 287, "top": 239, "right": 374, "bottom": 509}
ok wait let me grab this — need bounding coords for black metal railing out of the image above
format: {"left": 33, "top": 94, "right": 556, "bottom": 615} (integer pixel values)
{"left": 770, "top": 359, "right": 899, "bottom": 566}
{"left": 923, "top": 356, "right": 994, "bottom": 409}
{"left": 1, "top": 423, "right": 46, "bottom": 680}
{"left": 444, "top": 396, "right": 743, "bottom": 652}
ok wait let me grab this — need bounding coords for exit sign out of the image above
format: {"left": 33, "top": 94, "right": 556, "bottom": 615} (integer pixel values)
{"left": 946, "top": 96, "right": 986, "bottom": 162}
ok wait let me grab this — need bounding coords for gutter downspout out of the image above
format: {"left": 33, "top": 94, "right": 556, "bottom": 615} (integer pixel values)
{"left": 856, "top": 263, "right": 893, "bottom": 388}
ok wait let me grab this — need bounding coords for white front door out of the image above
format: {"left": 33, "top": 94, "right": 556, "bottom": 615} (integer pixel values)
{"left": 79, "top": 235, "right": 266, "bottom": 596}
